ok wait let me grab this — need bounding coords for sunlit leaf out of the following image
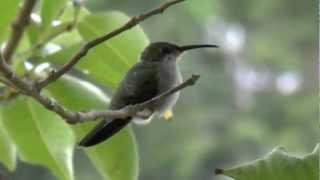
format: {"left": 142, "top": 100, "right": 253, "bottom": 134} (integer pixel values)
{"left": 1, "top": 98, "right": 75, "bottom": 180}
{"left": 216, "top": 144, "right": 319, "bottom": 180}
{"left": 0, "top": 114, "right": 16, "bottom": 171}
{"left": 47, "top": 12, "right": 149, "bottom": 88}
{"left": 47, "top": 75, "right": 139, "bottom": 180}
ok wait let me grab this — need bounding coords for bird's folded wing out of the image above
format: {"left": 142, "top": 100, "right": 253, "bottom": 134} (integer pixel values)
{"left": 79, "top": 62, "right": 159, "bottom": 147}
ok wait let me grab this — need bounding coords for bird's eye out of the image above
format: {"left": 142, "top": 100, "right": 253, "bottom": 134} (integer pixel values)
{"left": 161, "top": 47, "right": 171, "bottom": 54}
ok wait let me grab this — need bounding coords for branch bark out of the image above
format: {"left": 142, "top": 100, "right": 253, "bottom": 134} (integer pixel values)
{"left": 36, "top": 0, "right": 185, "bottom": 89}
{"left": 0, "top": 56, "right": 199, "bottom": 124}
{"left": 2, "top": 0, "right": 37, "bottom": 63}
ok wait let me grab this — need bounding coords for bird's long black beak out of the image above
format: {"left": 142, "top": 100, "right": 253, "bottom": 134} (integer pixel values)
{"left": 179, "top": 44, "right": 219, "bottom": 52}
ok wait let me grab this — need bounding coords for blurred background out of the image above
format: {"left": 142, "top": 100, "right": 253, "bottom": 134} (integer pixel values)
{"left": 10, "top": 0, "right": 317, "bottom": 180}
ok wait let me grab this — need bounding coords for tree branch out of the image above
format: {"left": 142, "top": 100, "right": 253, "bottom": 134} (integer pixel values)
{"left": 36, "top": 0, "right": 185, "bottom": 89}
{"left": 0, "top": 56, "right": 199, "bottom": 124}
{"left": 2, "top": 0, "right": 37, "bottom": 63}
{"left": 0, "top": 0, "right": 194, "bottom": 125}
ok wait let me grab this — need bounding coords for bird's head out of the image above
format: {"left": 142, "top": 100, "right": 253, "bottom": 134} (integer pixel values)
{"left": 140, "top": 42, "right": 218, "bottom": 63}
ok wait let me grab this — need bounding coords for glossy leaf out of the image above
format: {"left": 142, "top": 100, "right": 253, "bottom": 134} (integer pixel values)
{"left": 47, "top": 12, "right": 149, "bottom": 88}
{"left": 216, "top": 144, "right": 319, "bottom": 180}
{"left": 1, "top": 98, "right": 75, "bottom": 180}
{"left": 46, "top": 75, "right": 139, "bottom": 180}
{"left": 0, "top": 114, "right": 16, "bottom": 171}
{"left": 0, "top": 0, "right": 19, "bottom": 41}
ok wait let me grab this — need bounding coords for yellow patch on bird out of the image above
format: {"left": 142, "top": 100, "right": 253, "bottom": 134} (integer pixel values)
{"left": 163, "top": 110, "right": 173, "bottom": 121}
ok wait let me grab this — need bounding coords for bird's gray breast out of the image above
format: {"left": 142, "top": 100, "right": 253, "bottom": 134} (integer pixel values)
{"left": 155, "top": 61, "right": 182, "bottom": 115}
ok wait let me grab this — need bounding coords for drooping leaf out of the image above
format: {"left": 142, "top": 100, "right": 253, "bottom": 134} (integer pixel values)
{"left": 47, "top": 12, "right": 149, "bottom": 88}
{"left": 46, "top": 75, "right": 139, "bottom": 180}
{"left": 0, "top": 0, "right": 19, "bottom": 41}
{"left": 1, "top": 98, "right": 75, "bottom": 180}
{"left": 0, "top": 114, "right": 16, "bottom": 171}
{"left": 216, "top": 144, "right": 319, "bottom": 180}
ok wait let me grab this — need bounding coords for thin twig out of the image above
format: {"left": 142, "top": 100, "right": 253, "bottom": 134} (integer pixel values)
{"left": 137, "top": 75, "right": 199, "bottom": 110}
{"left": 34, "top": 23, "right": 74, "bottom": 49}
{"left": 2, "top": 0, "right": 37, "bottom": 63}
{"left": 36, "top": 0, "right": 185, "bottom": 89}
{"left": 15, "top": 21, "right": 75, "bottom": 59}
{"left": 74, "top": 74, "right": 200, "bottom": 123}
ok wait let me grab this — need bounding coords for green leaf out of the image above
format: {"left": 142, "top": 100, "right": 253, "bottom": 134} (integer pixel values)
{"left": 0, "top": 0, "right": 19, "bottom": 41}
{"left": 47, "top": 74, "right": 109, "bottom": 110}
{"left": 84, "top": 127, "right": 138, "bottom": 180}
{"left": 0, "top": 114, "right": 16, "bottom": 171}
{"left": 46, "top": 75, "right": 139, "bottom": 180}
{"left": 1, "top": 98, "right": 75, "bottom": 180}
{"left": 48, "top": 12, "right": 149, "bottom": 88}
{"left": 47, "top": 42, "right": 82, "bottom": 63}
{"left": 40, "top": 0, "right": 67, "bottom": 31}
{"left": 50, "top": 27, "right": 83, "bottom": 48}
{"left": 27, "top": 20, "right": 42, "bottom": 45}
{"left": 216, "top": 144, "right": 319, "bottom": 180}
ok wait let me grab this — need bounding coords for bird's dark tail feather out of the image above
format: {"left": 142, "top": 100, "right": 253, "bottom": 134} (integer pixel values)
{"left": 78, "top": 118, "right": 131, "bottom": 147}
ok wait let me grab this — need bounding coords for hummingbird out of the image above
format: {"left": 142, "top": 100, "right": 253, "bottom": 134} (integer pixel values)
{"left": 79, "top": 42, "right": 218, "bottom": 147}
